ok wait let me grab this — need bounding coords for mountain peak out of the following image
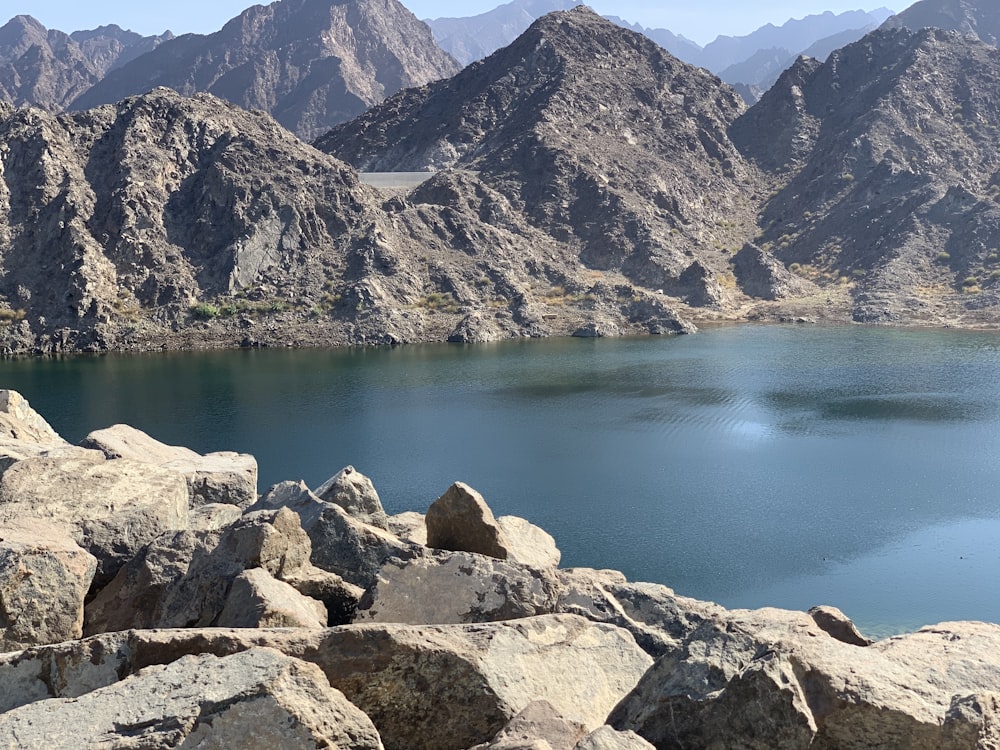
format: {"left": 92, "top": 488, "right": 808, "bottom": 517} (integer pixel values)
{"left": 69, "top": 0, "right": 460, "bottom": 140}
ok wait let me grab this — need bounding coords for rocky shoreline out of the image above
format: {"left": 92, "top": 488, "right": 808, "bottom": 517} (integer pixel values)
{"left": 2, "top": 389, "right": 1000, "bottom": 748}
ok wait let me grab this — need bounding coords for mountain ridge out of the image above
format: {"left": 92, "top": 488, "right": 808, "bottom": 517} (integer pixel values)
{"left": 69, "top": 0, "right": 461, "bottom": 141}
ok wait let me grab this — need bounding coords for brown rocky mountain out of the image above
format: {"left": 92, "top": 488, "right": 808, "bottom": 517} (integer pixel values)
{"left": 0, "top": 16, "right": 172, "bottom": 111}
{"left": 0, "top": 84, "right": 693, "bottom": 355}
{"left": 69, "top": 0, "right": 462, "bottom": 141}
{"left": 883, "top": 0, "right": 1000, "bottom": 46}
{"left": 731, "top": 26, "right": 1000, "bottom": 324}
{"left": 318, "top": 7, "right": 764, "bottom": 309}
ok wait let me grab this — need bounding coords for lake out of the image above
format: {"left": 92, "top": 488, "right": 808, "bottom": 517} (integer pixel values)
{"left": 9, "top": 324, "right": 1000, "bottom": 638}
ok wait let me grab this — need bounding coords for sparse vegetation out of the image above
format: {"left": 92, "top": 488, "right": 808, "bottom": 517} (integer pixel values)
{"left": 0, "top": 307, "right": 26, "bottom": 323}
{"left": 935, "top": 252, "right": 951, "bottom": 264}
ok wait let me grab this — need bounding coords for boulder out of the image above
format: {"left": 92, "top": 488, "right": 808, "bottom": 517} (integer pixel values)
{"left": 0, "top": 390, "right": 65, "bottom": 445}
{"left": 388, "top": 510, "right": 427, "bottom": 545}
{"left": 808, "top": 604, "right": 873, "bottom": 646}
{"left": 0, "top": 451, "right": 189, "bottom": 588}
{"left": 253, "top": 480, "right": 418, "bottom": 588}
{"left": 281, "top": 564, "right": 365, "bottom": 626}
{"left": 0, "top": 614, "right": 653, "bottom": 750}
{"left": 574, "top": 727, "right": 655, "bottom": 750}
{"left": 217, "top": 568, "right": 326, "bottom": 629}
{"left": 498, "top": 515, "right": 561, "bottom": 569}
{"left": 81, "top": 423, "right": 258, "bottom": 508}
{"left": 0, "top": 647, "right": 384, "bottom": 749}
{"left": 610, "top": 610, "right": 1000, "bottom": 749}
{"left": 314, "top": 465, "right": 389, "bottom": 529}
{"left": 0, "top": 520, "right": 97, "bottom": 652}
{"left": 469, "top": 701, "right": 588, "bottom": 750}
{"left": 84, "top": 508, "right": 315, "bottom": 634}
{"left": 425, "top": 481, "right": 511, "bottom": 559}
{"left": 941, "top": 692, "right": 1000, "bottom": 749}
{"left": 556, "top": 568, "right": 723, "bottom": 658}
{"left": 357, "top": 549, "right": 560, "bottom": 624}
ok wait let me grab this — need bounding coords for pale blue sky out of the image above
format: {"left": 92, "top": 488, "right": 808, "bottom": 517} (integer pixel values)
{"left": 12, "top": 1, "right": 905, "bottom": 46}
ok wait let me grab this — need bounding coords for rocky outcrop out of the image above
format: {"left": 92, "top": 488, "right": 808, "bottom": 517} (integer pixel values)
{"left": 70, "top": 0, "right": 461, "bottom": 141}
{"left": 0, "top": 616, "right": 653, "bottom": 750}
{"left": 217, "top": 567, "right": 327, "bottom": 628}
{"left": 610, "top": 609, "right": 1000, "bottom": 749}
{"left": 0, "top": 449, "right": 189, "bottom": 587}
{"left": 0, "top": 520, "right": 96, "bottom": 652}
{"left": 253, "top": 480, "right": 418, "bottom": 588}
{"left": 83, "top": 507, "right": 319, "bottom": 633}
{"left": 314, "top": 464, "right": 389, "bottom": 529}
{"left": 358, "top": 549, "right": 561, "bottom": 624}
{"left": 81, "top": 423, "right": 258, "bottom": 508}
{"left": 0, "top": 647, "right": 385, "bottom": 749}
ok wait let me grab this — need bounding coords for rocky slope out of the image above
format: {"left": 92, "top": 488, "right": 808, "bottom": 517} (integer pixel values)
{"left": 319, "top": 8, "right": 764, "bottom": 312}
{"left": 0, "top": 15, "right": 172, "bottom": 111}
{"left": 0, "top": 84, "right": 693, "bottom": 355}
{"left": 69, "top": 0, "right": 461, "bottom": 141}
{"left": 4, "top": 390, "right": 1000, "bottom": 748}
{"left": 731, "top": 26, "right": 1000, "bottom": 324}
{"left": 883, "top": 0, "right": 1000, "bottom": 45}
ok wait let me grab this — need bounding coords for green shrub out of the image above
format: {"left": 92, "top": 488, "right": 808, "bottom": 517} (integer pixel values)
{"left": 191, "top": 303, "right": 221, "bottom": 320}
{"left": 935, "top": 252, "right": 951, "bottom": 264}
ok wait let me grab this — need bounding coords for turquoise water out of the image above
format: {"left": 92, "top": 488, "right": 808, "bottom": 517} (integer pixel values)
{"left": 10, "top": 325, "right": 1000, "bottom": 638}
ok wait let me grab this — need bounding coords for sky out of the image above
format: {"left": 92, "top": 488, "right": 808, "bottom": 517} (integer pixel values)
{"left": 13, "top": 0, "right": 907, "bottom": 46}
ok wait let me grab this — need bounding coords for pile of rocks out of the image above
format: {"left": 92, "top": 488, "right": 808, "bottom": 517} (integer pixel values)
{"left": 2, "top": 389, "right": 1000, "bottom": 749}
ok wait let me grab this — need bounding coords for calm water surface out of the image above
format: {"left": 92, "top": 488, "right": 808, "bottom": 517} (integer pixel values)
{"left": 9, "top": 325, "right": 1000, "bottom": 638}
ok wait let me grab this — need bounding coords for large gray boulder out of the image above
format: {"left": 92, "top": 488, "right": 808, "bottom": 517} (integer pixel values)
{"left": 498, "top": 514, "right": 561, "bottom": 569}
{"left": 0, "top": 390, "right": 65, "bottom": 445}
{"left": 84, "top": 507, "right": 316, "bottom": 633}
{"left": 469, "top": 700, "right": 588, "bottom": 750}
{"left": 610, "top": 610, "right": 1000, "bottom": 749}
{"left": 0, "top": 520, "right": 97, "bottom": 652}
{"left": 0, "top": 615, "right": 653, "bottom": 750}
{"left": 315, "top": 465, "right": 389, "bottom": 530}
{"left": 82, "top": 423, "right": 258, "bottom": 508}
{"left": 217, "top": 568, "right": 326, "bottom": 629}
{"left": 358, "top": 549, "right": 561, "bottom": 625}
{"left": 253, "top": 480, "right": 418, "bottom": 588}
{"left": 556, "top": 568, "right": 724, "bottom": 658}
{"left": 0, "top": 450, "right": 189, "bottom": 587}
{"left": 0, "top": 647, "right": 384, "bottom": 749}
{"left": 426, "top": 481, "right": 512, "bottom": 559}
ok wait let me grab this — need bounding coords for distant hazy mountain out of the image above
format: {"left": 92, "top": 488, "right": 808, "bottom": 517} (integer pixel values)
{"left": 715, "top": 16, "right": 890, "bottom": 98}
{"left": 71, "top": 0, "right": 461, "bottom": 141}
{"left": 426, "top": 2, "right": 894, "bottom": 97}
{"left": 0, "top": 15, "right": 171, "bottom": 111}
{"left": 697, "top": 9, "right": 893, "bottom": 72}
{"left": 425, "top": 0, "right": 702, "bottom": 65}
{"left": 882, "top": 0, "right": 1000, "bottom": 45}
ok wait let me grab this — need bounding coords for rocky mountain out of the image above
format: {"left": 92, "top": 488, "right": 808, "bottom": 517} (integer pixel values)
{"left": 0, "top": 15, "right": 172, "bottom": 111}
{"left": 731, "top": 26, "right": 1000, "bottom": 324}
{"left": 70, "top": 0, "right": 461, "bottom": 141}
{"left": 0, "top": 80, "right": 696, "bottom": 355}
{"left": 319, "top": 7, "right": 763, "bottom": 311}
{"left": 883, "top": 0, "right": 1000, "bottom": 45}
